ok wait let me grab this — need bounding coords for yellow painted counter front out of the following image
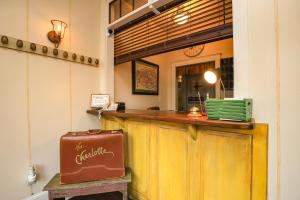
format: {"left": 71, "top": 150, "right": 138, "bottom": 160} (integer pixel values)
{"left": 101, "top": 115, "right": 267, "bottom": 200}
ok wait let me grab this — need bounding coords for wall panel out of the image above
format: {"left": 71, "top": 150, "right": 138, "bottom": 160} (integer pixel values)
{"left": 70, "top": 0, "right": 101, "bottom": 57}
{"left": 0, "top": 0, "right": 30, "bottom": 199}
{"left": 71, "top": 63, "right": 100, "bottom": 131}
{"left": 0, "top": 49, "right": 30, "bottom": 199}
{"left": 199, "top": 131, "right": 252, "bottom": 200}
{"left": 0, "top": 0, "right": 101, "bottom": 198}
{"left": 29, "top": 56, "right": 71, "bottom": 193}
{"left": 0, "top": 0, "right": 27, "bottom": 39}
{"left": 127, "top": 121, "right": 150, "bottom": 200}
{"left": 154, "top": 125, "right": 189, "bottom": 200}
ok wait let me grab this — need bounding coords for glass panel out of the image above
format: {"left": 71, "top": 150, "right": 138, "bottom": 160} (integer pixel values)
{"left": 121, "top": 0, "right": 133, "bottom": 16}
{"left": 221, "top": 57, "right": 234, "bottom": 97}
{"left": 134, "top": 0, "right": 148, "bottom": 9}
{"left": 110, "top": 0, "right": 121, "bottom": 23}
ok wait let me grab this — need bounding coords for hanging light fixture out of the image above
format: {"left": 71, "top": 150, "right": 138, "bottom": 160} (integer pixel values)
{"left": 172, "top": 5, "right": 189, "bottom": 25}
{"left": 47, "top": 19, "right": 67, "bottom": 48}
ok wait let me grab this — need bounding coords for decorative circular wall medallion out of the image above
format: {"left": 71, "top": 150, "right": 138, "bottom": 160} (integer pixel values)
{"left": 1, "top": 36, "right": 9, "bottom": 44}
{"left": 72, "top": 53, "right": 77, "bottom": 60}
{"left": 183, "top": 45, "right": 205, "bottom": 57}
{"left": 80, "top": 56, "right": 84, "bottom": 62}
{"left": 95, "top": 59, "right": 99, "bottom": 65}
{"left": 16, "top": 40, "right": 23, "bottom": 48}
{"left": 42, "top": 46, "right": 48, "bottom": 54}
{"left": 53, "top": 48, "right": 58, "bottom": 56}
{"left": 30, "top": 43, "right": 36, "bottom": 51}
{"left": 63, "top": 51, "right": 68, "bottom": 58}
{"left": 88, "top": 57, "right": 92, "bottom": 63}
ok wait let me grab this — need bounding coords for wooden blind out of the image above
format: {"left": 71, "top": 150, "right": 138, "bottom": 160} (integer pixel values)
{"left": 114, "top": 0, "right": 233, "bottom": 64}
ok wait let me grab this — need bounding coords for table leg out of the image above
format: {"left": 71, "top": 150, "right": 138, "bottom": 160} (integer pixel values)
{"left": 48, "top": 191, "right": 54, "bottom": 200}
{"left": 122, "top": 189, "right": 128, "bottom": 200}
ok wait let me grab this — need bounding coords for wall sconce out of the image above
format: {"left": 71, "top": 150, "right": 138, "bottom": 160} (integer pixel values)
{"left": 177, "top": 75, "right": 183, "bottom": 83}
{"left": 204, "top": 68, "right": 226, "bottom": 99}
{"left": 47, "top": 20, "right": 67, "bottom": 48}
{"left": 172, "top": 6, "right": 189, "bottom": 25}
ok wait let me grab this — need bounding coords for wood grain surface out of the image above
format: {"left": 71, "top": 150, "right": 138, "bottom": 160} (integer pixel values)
{"left": 87, "top": 109, "right": 254, "bottom": 130}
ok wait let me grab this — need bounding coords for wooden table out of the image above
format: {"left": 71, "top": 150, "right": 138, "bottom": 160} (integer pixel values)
{"left": 43, "top": 168, "right": 131, "bottom": 200}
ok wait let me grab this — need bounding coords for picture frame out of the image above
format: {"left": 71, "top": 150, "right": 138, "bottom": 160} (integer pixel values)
{"left": 90, "top": 94, "right": 110, "bottom": 108}
{"left": 132, "top": 59, "right": 159, "bottom": 95}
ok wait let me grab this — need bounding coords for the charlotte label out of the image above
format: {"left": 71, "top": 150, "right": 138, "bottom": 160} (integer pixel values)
{"left": 75, "top": 142, "right": 114, "bottom": 165}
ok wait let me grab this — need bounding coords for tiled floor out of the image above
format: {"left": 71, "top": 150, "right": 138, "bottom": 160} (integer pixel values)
{"left": 70, "top": 192, "right": 128, "bottom": 200}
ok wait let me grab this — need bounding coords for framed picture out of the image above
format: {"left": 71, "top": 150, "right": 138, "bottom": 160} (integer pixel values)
{"left": 90, "top": 94, "right": 110, "bottom": 108}
{"left": 132, "top": 59, "right": 159, "bottom": 95}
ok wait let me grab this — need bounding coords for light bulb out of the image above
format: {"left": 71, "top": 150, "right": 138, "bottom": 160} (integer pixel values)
{"left": 56, "top": 24, "right": 62, "bottom": 32}
{"left": 204, "top": 71, "right": 217, "bottom": 84}
{"left": 174, "top": 14, "right": 189, "bottom": 25}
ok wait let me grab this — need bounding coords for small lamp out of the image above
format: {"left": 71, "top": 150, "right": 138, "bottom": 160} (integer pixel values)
{"left": 204, "top": 68, "right": 226, "bottom": 99}
{"left": 47, "top": 20, "right": 67, "bottom": 48}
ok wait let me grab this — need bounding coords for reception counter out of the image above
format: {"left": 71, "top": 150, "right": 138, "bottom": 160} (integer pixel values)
{"left": 87, "top": 109, "right": 267, "bottom": 200}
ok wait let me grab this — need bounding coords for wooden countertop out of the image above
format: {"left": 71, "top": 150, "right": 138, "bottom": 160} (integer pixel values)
{"left": 87, "top": 109, "right": 254, "bottom": 130}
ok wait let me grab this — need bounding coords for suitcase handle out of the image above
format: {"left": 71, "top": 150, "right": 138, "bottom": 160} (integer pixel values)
{"left": 87, "top": 129, "right": 123, "bottom": 134}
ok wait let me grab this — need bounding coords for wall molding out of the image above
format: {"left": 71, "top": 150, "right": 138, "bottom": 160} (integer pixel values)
{"left": 0, "top": 34, "right": 99, "bottom": 67}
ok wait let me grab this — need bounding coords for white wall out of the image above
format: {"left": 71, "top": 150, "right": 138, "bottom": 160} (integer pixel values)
{"left": 114, "top": 39, "right": 233, "bottom": 110}
{"left": 245, "top": 1, "right": 278, "bottom": 199}
{"left": 114, "top": 54, "right": 168, "bottom": 110}
{"left": 233, "top": 0, "right": 300, "bottom": 199}
{"left": 0, "top": 0, "right": 101, "bottom": 199}
{"left": 278, "top": 0, "right": 300, "bottom": 199}
{"left": 99, "top": 0, "right": 115, "bottom": 99}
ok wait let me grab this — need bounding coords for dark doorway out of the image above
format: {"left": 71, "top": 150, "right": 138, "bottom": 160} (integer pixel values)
{"left": 176, "top": 61, "right": 216, "bottom": 112}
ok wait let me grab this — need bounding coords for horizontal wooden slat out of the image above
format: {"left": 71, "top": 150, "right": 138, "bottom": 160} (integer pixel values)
{"left": 114, "top": 8, "right": 232, "bottom": 54}
{"left": 114, "top": 0, "right": 232, "bottom": 64}
{"left": 115, "top": 23, "right": 233, "bottom": 64}
{"left": 114, "top": 2, "right": 232, "bottom": 46}
{"left": 115, "top": 0, "right": 226, "bottom": 41}
{"left": 115, "top": 15, "right": 232, "bottom": 56}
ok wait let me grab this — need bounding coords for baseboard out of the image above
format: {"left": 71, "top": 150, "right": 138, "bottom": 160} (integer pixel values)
{"left": 22, "top": 191, "right": 48, "bottom": 200}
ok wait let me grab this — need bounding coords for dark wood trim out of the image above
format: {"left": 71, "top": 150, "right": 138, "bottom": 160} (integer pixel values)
{"left": 109, "top": 0, "right": 121, "bottom": 24}
{"left": 86, "top": 109, "right": 254, "bottom": 130}
{"left": 119, "top": 0, "right": 122, "bottom": 18}
{"left": 109, "top": 0, "right": 114, "bottom": 24}
{"left": 132, "top": 0, "right": 135, "bottom": 11}
{"left": 115, "top": 23, "right": 233, "bottom": 65}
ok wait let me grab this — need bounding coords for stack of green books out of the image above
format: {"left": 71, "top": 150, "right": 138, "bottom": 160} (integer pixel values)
{"left": 206, "top": 99, "right": 252, "bottom": 122}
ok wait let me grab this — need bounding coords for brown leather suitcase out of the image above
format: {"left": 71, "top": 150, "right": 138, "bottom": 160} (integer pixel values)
{"left": 60, "top": 129, "right": 125, "bottom": 184}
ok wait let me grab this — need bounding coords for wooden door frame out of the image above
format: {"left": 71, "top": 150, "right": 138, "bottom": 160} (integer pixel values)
{"left": 170, "top": 53, "right": 222, "bottom": 111}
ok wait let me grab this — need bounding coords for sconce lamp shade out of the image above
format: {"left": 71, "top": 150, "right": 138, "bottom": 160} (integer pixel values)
{"left": 48, "top": 20, "right": 67, "bottom": 48}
